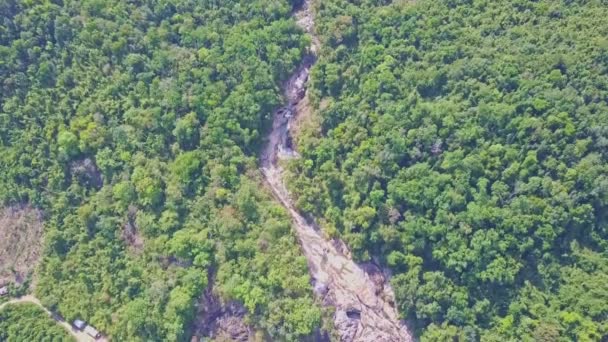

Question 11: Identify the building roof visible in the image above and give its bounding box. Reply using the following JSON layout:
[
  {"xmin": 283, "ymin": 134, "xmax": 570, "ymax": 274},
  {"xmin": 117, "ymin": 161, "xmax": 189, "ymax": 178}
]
[{"xmin": 0, "ymin": 286, "xmax": 8, "ymax": 295}]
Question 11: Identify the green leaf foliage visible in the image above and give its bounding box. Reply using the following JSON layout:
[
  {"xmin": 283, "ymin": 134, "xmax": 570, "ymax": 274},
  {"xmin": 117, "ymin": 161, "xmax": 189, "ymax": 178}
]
[
  {"xmin": 289, "ymin": 0, "xmax": 608, "ymax": 339},
  {"xmin": 0, "ymin": 0, "xmax": 320, "ymax": 340},
  {"xmin": 0, "ymin": 303, "xmax": 74, "ymax": 342}
]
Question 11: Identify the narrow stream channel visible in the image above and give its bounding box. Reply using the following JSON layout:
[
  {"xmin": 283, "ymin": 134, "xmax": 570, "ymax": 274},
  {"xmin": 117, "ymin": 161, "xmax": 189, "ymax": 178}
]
[{"xmin": 260, "ymin": 1, "xmax": 414, "ymax": 341}]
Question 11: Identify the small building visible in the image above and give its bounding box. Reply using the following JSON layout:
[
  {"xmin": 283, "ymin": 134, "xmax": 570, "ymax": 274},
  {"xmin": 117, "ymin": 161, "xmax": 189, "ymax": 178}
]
[
  {"xmin": 84, "ymin": 325, "xmax": 101, "ymax": 339},
  {"xmin": 0, "ymin": 286, "xmax": 8, "ymax": 296},
  {"xmin": 73, "ymin": 319, "xmax": 86, "ymax": 330}
]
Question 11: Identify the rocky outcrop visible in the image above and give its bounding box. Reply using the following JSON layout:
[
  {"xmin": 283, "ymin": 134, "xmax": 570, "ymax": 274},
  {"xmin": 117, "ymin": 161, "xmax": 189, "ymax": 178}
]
[{"xmin": 192, "ymin": 279, "xmax": 253, "ymax": 342}]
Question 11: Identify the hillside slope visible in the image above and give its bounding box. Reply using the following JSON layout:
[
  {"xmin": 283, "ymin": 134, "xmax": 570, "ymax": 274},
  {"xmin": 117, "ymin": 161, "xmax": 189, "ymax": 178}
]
[
  {"xmin": 0, "ymin": 0, "xmax": 321, "ymax": 340},
  {"xmin": 289, "ymin": 0, "xmax": 608, "ymax": 340}
]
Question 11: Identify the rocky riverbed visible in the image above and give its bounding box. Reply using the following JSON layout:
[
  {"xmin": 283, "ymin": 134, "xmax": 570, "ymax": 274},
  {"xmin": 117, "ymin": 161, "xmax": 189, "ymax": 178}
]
[{"xmin": 259, "ymin": 1, "xmax": 414, "ymax": 341}]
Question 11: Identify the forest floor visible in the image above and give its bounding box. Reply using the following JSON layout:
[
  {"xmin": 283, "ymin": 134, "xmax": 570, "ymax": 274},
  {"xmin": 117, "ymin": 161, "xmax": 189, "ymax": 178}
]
[
  {"xmin": 0, "ymin": 205, "xmax": 44, "ymax": 286},
  {"xmin": 259, "ymin": 0, "xmax": 414, "ymax": 340}
]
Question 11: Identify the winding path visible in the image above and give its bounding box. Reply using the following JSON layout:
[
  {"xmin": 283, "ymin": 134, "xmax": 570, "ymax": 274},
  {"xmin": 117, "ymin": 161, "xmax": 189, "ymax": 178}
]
[
  {"xmin": 0, "ymin": 295, "xmax": 96, "ymax": 342},
  {"xmin": 260, "ymin": 1, "xmax": 414, "ymax": 341}
]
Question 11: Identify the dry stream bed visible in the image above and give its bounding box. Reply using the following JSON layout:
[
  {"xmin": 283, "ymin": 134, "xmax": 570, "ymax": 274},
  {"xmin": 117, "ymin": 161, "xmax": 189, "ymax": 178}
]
[{"xmin": 259, "ymin": 1, "xmax": 414, "ymax": 341}]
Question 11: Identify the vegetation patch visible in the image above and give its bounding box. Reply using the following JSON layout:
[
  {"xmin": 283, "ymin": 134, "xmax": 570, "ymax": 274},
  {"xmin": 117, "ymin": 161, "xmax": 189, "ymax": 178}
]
[
  {"xmin": 0, "ymin": 303, "xmax": 74, "ymax": 342},
  {"xmin": 0, "ymin": 0, "xmax": 321, "ymax": 340},
  {"xmin": 289, "ymin": 0, "xmax": 608, "ymax": 340}
]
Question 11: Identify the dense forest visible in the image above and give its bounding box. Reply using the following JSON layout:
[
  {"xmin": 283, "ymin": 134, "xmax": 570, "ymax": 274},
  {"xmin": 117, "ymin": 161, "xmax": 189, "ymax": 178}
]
[
  {"xmin": 3, "ymin": 0, "xmax": 608, "ymax": 340},
  {"xmin": 0, "ymin": 303, "xmax": 74, "ymax": 341},
  {"xmin": 0, "ymin": 0, "xmax": 321, "ymax": 340},
  {"xmin": 288, "ymin": 0, "xmax": 608, "ymax": 340}
]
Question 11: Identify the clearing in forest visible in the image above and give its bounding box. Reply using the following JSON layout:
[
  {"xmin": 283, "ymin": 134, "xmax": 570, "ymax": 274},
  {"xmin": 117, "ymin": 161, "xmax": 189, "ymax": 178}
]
[{"xmin": 0, "ymin": 205, "xmax": 44, "ymax": 286}]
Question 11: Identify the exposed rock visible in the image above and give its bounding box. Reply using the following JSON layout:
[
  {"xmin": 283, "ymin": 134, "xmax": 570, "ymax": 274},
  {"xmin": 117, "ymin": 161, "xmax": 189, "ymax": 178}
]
[
  {"xmin": 192, "ymin": 275, "xmax": 253, "ymax": 342},
  {"xmin": 360, "ymin": 262, "xmax": 386, "ymax": 294},
  {"xmin": 70, "ymin": 157, "xmax": 103, "ymax": 189},
  {"xmin": 213, "ymin": 316, "xmax": 250, "ymax": 342},
  {"xmin": 334, "ymin": 310, "xmax": 359, "ymax": 342},
  {"xmin": 313, "ymin": 281, "xmax": 329, "ymax": 296},
  {"xmin": 258, "ymin": 0, "xmax": 415, "ymax": 340}
]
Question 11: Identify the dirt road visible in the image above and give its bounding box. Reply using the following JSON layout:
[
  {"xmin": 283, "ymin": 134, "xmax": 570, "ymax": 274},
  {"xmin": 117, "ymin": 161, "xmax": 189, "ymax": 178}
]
[
  {"xmin": 259, "ymin": 1, "xmax": 414, "ymax": 341},
  {"xmin": 0, "ymin": 295, "xmax": 97, "ymax": 342}
]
